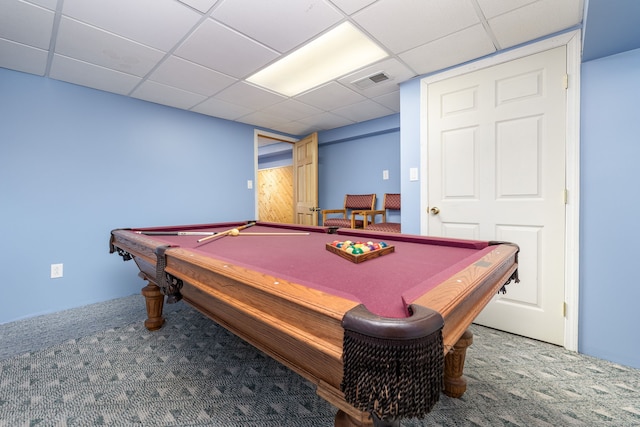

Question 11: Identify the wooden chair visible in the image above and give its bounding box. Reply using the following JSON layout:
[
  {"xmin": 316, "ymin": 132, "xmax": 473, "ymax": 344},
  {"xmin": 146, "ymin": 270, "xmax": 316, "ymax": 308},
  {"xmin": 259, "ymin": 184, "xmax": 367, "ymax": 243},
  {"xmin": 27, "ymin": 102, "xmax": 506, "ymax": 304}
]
[
  {"xmin": 321, "ymin": 194, "xmax": 376, "ymax": 229},
  {"xmin": 363, "ymin": 193, "xmax": 401, "ymax": 233}
]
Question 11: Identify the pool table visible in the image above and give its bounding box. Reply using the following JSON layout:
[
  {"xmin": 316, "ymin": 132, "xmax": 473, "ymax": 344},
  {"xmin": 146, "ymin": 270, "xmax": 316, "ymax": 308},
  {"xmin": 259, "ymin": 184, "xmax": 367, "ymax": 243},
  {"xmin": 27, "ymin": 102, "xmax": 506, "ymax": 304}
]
[{"xmin": 110, "ymin": 221, "xmax": 518, "ymax": 427}]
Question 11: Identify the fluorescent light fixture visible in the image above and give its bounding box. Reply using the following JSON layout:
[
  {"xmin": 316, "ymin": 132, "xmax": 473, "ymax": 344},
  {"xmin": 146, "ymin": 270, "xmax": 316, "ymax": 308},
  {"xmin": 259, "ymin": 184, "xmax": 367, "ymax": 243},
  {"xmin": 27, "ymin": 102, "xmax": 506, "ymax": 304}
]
[{"xmin": 247, "ymin": 22, "xmax": 388, "ymax": 97}]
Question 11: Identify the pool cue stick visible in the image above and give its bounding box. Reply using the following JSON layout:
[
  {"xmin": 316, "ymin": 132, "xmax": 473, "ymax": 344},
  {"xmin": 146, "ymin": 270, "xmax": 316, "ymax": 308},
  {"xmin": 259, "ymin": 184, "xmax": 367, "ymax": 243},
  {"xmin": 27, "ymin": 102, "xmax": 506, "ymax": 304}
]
[
  {"xmin": 197, "ymin": 222, "xmax": 255, "ymax": 243},
  {"xmin": 136, "ymin": 231, "xmax": 217, "ymax": 236},
  {"xmin": 236, "ymin": 232, "xmax": 309, "ymax": 236}
]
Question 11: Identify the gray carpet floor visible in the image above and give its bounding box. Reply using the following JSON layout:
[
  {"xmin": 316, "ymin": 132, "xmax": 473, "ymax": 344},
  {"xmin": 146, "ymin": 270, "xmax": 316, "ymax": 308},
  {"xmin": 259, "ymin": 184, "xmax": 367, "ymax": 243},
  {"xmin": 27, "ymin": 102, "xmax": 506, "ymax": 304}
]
[{"xmin": 1, "ymin": 294, "xmax": 639, "ymax": 426}]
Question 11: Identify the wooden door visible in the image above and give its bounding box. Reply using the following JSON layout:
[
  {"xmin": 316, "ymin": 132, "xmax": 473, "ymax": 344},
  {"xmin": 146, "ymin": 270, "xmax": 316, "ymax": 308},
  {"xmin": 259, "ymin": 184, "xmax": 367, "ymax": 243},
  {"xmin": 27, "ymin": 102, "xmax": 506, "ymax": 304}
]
[
  {"xmin": 293, "ymin": 132, "xmax": 319, "ymax": 225},
  {"xmin": 426, "ymin": 47, "xmax": 567, "ymax": 345}
]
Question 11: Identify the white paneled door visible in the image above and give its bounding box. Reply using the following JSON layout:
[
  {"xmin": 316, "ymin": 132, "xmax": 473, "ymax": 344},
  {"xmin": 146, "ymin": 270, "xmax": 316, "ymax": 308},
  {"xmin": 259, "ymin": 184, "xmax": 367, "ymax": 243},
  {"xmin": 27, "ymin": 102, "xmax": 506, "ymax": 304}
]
[{"xmin": 426, "ymin": 47, "xmax": 567, "ymax": 345}]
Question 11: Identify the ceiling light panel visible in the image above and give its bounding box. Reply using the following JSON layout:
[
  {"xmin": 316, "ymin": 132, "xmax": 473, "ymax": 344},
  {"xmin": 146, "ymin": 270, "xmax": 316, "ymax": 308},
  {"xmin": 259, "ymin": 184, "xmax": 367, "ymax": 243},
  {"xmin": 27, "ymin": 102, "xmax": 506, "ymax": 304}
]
[{"xmin": 247, "ymin": 22, "xmax": 388, "ymax": 97}]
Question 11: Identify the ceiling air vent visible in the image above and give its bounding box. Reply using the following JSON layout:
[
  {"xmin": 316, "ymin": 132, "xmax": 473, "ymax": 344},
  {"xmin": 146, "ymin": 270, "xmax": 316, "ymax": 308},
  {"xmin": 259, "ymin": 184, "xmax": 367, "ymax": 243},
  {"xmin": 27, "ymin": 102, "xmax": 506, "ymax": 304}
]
[{"xmin": 352, "ymin": 72, "xmax": 391, "ymax": 89}]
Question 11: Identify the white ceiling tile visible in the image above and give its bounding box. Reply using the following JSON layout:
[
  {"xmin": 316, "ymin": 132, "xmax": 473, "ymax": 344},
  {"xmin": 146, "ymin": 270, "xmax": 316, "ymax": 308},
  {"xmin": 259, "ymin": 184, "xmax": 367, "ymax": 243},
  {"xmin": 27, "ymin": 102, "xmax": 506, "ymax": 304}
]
[
  {"xmin": 49, "ymin": 54, "xmax": 141, "ymax": 95},
  {"xmin": 354, "ymin": 0, "xmax": 479, "ymax": 53},
  {"xmin": 269, "ymin": 121, "xmax": 318, "ymax": 136},
  {"xmin": 373, "ymin": 91, "xmax": 400, "ymax": 112},
  {"xmin": 212, "ymin": 0, "xmax": 342, "ymax": 53},
  {"xmin": 175, "ymin": 19, "xmax": 278, "ymax": 78},
  {"xmin": 237, "ymin": 111, "xmax": 291, "ymax": 128},
  {"xmin": 132, "ymin": 80, "xmax": 207, "ymax": 110},
  {"xmin": 178, "ymin": 0, "xmax": 219, "ymax": 14},
  {"xmin": 215, "ymin": 82, "xmax": 285, "ymax": 110},
  {"xmin": 55, "ymin": 17, "xmax": 165, "ymax": 77},
  {"xmin": 330, "ymin": 0, "xmax": 377, "ymax": 15},
  {"xmin": 296, "ymin": 82, "xmax": 366, "ymax": 111},
  {"xmin": 332, "ymin": 99, "xmax": 394, "ymax": 122},
  {"xmin": 25, "ymin": 0, "xmax": 58, "ymax": 10},
  {"xmin": 0, "ymin": 39, "xmax": 48, "ymax": 75},
  {"xmin": 475, "ymin": 0, "xmax": 538, "ymax": 19},
  {"xmin": 296, "ymin": 111, "xmax": 354, "ymax": 129},
  {"xmin": 191, "ymin": 97, "xmax": 253, "ymax": 120},
  {"xmin": 62, "ymin": 0, "xmax": 201, "ymax": 51},
  {"xmin": 488, "ymin": 0, "xmax": 584, "ymax": 49},
  {"xmin": 260, "ymin": 99, "xmax": 323, "ymax": 121},
  {"xmin": 400, "ymin": 25, "xmax": 496, "ymax": 76},
  {"xmin": 148, "ymin": 56, "xmax": 236, "ymax": 96},
  {"xmin": 0, "ymin": 0, "xmax": 54, "ymax": 49}
]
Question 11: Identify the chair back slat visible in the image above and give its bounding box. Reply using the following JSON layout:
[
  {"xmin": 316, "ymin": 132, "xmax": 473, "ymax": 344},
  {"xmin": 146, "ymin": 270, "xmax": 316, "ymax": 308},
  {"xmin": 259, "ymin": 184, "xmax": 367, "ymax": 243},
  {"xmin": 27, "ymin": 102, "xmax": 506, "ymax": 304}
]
[
  {"xmin": 344, "ymin": 194, "xmax": 376, "ymax": 210},
  {"xmin": 384, "ymin": 193, "xmax": 401, "ymax": 210}
]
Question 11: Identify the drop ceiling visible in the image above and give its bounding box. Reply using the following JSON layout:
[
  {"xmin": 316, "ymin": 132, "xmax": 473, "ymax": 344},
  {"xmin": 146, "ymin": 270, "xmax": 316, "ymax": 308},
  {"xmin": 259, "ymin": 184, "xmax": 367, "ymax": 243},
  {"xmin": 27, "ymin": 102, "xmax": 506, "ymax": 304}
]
[{"xmin": 1, "ymin": 0, "xmax": 585, "ymax": 136}]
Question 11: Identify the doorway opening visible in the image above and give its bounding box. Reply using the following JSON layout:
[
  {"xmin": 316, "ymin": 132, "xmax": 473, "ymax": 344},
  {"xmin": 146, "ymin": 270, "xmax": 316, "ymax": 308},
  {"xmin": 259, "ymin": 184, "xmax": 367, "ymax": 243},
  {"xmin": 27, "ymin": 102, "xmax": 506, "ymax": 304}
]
[{"xmin": 255, "ymin": 131, "xmax": 296, "ymax": 223}]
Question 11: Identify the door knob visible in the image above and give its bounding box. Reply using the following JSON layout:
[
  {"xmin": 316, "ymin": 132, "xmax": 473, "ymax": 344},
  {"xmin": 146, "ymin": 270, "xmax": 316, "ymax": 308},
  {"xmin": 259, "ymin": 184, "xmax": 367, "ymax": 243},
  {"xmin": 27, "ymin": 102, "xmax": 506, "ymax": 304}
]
[{"xmin": 430, "ymin": 207, "xmax": 440, "ymax": 215}]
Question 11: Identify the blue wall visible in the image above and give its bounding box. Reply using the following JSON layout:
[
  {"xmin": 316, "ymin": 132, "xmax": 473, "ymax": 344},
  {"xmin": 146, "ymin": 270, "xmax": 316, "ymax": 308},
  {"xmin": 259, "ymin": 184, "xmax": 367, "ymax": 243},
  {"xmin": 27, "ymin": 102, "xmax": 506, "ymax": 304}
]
[
  {"xmin": 318, "ymin": 115, "xmax": 401, "ymax": 221},
  {"xmin": 0, "ymin": 68, "xmax": 402, "ymax": 324},
  {"xmin": 579, "ymin": 47, "xmax": 640, "ymax": 368},
  {"xmin": 398, "ymin": 78, "xmax": 422, "ymax": 235},
  {"xmin": 0, "ymin": 69, "xmax": 257, "ymax": 324}
]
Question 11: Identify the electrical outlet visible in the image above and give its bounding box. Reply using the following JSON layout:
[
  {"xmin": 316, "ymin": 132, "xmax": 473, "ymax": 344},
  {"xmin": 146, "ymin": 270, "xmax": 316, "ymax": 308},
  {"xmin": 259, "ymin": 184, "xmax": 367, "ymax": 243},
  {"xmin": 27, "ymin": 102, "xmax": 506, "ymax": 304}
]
[
  {"xmin": 247, "ymin": 180, "xmax": 253, "ymax": 189},
  {"xmin": 51, "ymin": 263, "xmax": 63, "ymax": 279},
  {"xmin": 383, "ymin": 170, "xmax": 389, "ymax": 180}
]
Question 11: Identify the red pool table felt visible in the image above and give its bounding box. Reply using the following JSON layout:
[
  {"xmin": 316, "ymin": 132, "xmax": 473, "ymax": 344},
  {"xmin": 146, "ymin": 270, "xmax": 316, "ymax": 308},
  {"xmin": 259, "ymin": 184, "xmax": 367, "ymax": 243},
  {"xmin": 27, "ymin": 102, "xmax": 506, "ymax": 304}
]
[{"xmin": 129, "ymin": 221, "xmax": 494, "ymax": 319}]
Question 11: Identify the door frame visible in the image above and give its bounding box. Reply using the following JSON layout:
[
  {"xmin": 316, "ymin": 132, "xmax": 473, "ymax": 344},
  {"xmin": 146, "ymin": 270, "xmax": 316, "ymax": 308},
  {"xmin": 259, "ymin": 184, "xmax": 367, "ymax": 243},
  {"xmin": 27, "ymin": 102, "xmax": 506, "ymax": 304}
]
[
  {"xmin": 254, "ymin": 129, "xmax": 298, "ymax": 221},
  {"xmin": 419, "ymin": 30, "xmax": 581, "ymax": 351}
]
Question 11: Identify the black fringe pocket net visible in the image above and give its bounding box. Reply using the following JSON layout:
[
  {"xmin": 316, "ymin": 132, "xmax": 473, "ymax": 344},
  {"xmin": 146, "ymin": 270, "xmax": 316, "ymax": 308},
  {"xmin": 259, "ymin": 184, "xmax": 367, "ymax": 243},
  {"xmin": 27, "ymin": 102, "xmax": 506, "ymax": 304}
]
[{"xmin": 341, "ymin": 304, "xmax": 444, "ymax": 422}]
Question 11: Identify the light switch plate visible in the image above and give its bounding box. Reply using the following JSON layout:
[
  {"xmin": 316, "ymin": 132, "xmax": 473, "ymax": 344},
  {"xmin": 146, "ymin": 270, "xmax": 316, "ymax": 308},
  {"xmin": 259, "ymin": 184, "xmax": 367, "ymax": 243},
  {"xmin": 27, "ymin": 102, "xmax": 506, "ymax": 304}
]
[{"xmin": 51, "ymin": 263, "xmax": 63, "ymax": 279}]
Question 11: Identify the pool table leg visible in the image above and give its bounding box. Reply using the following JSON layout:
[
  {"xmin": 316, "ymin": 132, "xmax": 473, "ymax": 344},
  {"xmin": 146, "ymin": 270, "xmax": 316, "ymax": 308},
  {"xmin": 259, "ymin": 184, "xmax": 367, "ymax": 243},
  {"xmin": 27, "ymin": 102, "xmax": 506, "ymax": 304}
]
[
  {"xmin": 443, "ymin": 329, "xmax": 474, "ymax": 398},
  {"xmin": 141, "ymin": 281, "xmax": 165, "ymax": 331}
]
